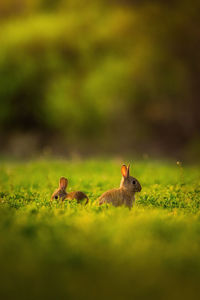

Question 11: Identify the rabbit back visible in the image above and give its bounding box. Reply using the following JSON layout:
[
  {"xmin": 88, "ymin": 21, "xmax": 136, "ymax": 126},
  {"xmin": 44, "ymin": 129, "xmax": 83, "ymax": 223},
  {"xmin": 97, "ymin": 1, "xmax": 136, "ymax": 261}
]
[
  {"xmin": 67, "ymin": 191, "xmax": 89, "ymax": 204},
  {"xmin": 99, "ymin": 188, "xmax": 134, "ymax": 208}
]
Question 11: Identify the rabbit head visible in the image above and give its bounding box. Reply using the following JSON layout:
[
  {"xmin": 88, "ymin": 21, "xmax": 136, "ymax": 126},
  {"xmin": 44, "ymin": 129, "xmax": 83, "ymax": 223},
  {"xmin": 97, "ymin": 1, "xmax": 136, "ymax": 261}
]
[
  {"xmin": 120, "ymin": 164, "xmax": 141, "ymax": 193},
  {"xmin": 51, "ymin": 177, "xmax": 68, "ymax": 201}
]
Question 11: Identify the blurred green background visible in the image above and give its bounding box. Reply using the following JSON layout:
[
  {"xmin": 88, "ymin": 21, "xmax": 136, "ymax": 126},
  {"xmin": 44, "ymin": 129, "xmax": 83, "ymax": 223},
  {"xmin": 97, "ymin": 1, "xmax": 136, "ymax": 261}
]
[{"xmin": 0, "ymin": 0, "xmax": 200, "ymax": 160}]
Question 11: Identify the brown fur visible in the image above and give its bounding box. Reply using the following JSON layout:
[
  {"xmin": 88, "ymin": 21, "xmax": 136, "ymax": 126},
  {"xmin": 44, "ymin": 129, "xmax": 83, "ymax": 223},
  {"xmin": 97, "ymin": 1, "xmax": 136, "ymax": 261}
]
[
  {"xmin": 98, "ymin": 164, "xmax": 141, "ymax": 209},
  {"xmin": 51, "ymin": 177, "xmax": 89, "ymax": 204},
  {"xmin": 66, "ymin": 191, "xmax": 89, "ymax": 204}
]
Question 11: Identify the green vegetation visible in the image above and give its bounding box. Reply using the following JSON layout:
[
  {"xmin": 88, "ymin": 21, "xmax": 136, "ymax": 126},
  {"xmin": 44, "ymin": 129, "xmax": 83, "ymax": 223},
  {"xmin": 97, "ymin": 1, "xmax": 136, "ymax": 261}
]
[
  {"xmin": 0, "ymin": 0, "xmax": 200, "ymax": 158},
  {"xmin": 0, "ymin": 159, "xmax": 200, "ymax": 299}
]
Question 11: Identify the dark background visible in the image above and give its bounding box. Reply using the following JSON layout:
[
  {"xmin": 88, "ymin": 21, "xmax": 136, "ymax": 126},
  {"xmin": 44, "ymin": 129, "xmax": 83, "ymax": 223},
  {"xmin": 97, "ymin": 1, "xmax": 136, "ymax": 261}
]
[{"xmin": 0, "ymin": 0, "xmax": 200, "ymax": 160}]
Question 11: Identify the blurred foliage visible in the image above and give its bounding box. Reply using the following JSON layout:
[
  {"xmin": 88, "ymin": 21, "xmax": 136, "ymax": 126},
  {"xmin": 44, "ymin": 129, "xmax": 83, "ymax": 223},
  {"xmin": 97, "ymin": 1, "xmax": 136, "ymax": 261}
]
[{"xmin": 0, "ymin": 0, "xmax": 200, "ymax": 157}]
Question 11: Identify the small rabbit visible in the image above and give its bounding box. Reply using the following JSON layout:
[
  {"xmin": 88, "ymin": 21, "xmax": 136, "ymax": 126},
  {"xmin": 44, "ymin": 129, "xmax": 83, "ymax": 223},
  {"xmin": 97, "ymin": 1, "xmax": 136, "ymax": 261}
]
[
  {"xmin": 98, "ymin": 164, "xmax": 141, "ymax": 208},
  {"xmin": 51, "ymin": 177, "xmax": 89, "ymax": 204}
]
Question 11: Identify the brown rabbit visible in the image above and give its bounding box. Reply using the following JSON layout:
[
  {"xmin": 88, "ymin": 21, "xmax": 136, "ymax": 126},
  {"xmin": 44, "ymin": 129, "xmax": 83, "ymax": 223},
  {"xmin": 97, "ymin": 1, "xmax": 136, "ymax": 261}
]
[
  {"xmin": 98, "ymin": 164, "xmax": 141, "ymax": 208},
  {"xmin": 51, "ymin": 177, "xmax": 89, "ymax": 204}
]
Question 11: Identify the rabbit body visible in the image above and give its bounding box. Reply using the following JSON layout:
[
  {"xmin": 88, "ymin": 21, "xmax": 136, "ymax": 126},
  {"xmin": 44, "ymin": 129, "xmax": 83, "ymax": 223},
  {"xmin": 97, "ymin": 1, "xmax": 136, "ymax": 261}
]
[
  {"xmin": 51, "ymin": 177, "xmax": 88, "ymax": 204},
  {"xmin": 99, "ymin": 187, "xmax": 134, "ymax": 207},
  {"xmin": 98, "ymin": 164, "xmax": 141, "ymax": 209},
  {"xmin": 66, "ymin": 191, "xmax": 89, "ymax": 204}
]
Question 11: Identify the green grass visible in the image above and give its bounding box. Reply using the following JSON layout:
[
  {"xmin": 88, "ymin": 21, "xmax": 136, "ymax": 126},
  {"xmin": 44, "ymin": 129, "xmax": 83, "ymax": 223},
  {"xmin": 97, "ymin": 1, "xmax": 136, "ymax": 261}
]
[{"xmin": 0, "ymin": 158, "xmax": 200, "ymax": 300}]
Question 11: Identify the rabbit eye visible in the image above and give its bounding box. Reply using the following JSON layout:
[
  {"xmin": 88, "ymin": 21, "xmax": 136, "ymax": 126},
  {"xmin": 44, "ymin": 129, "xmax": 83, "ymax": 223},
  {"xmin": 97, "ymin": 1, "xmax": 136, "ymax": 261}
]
[
  {"xmin": 55, "ymin": 195, "xmax": 58, "ymax": 200},
  {"xmin": 132, "ymin": 180, "xmax": 136, "ymax": 185}
]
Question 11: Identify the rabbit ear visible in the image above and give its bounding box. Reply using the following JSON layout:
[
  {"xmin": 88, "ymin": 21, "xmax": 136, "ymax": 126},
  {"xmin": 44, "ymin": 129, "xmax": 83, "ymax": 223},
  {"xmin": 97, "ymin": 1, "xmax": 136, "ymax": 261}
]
[
  {"xmin": 59, "ymin": 177, "xmax": 68, "ymax": 190},
  {"xmin": 127, "ymin": 164, "xmax": 130, "ymax": 177},
  {"xmin": 121, "ymin": 165, "xmax": 129, "ymax": 178}
]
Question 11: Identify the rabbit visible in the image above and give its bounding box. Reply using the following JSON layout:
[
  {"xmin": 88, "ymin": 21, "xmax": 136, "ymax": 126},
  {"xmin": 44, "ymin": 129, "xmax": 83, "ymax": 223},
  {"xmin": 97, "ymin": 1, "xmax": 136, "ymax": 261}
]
[
  {"xmin": 51, "ymin": 177, "xmax": 89, "ymax": 204},
  {"xmin": 98, "ymin": 164, "xmax": 141, "ymax": 208}
]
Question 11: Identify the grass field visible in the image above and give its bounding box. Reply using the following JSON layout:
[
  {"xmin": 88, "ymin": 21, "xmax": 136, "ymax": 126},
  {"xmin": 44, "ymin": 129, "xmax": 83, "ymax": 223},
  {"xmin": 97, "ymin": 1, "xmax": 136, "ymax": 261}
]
[{"xmin": 0, "ymin": 158, "xmax": 200, "ymax": 300}]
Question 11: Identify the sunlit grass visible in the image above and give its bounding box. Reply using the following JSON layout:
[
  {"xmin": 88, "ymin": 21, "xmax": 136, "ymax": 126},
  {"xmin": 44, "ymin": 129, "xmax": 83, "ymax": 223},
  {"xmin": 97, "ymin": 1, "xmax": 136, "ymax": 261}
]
[{"xmin": 0, "ymin": 158, "xmax": 200, "ymax": 299}]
